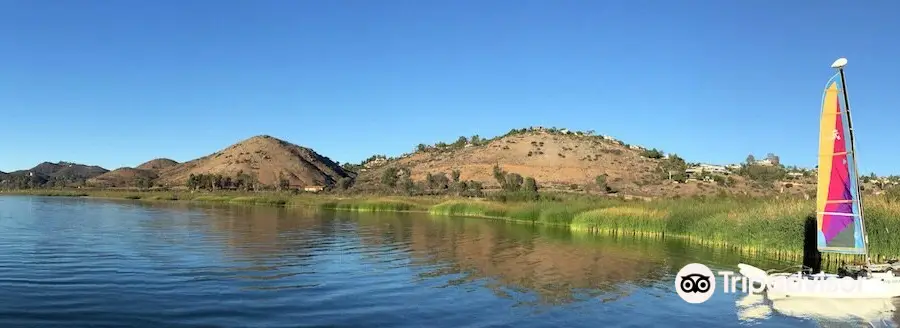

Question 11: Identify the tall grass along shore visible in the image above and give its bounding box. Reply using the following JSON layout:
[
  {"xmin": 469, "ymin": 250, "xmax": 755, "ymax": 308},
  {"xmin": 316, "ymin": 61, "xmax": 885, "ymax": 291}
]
[{"xmin": 5, "ymin": 189, "xmax": 900, "ymax": 263}]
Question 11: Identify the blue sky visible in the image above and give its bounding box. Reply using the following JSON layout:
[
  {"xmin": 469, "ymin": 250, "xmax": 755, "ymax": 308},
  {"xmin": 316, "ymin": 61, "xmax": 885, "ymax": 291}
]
[{"xmin": 2, "ymin": 1, "xmax": 899, "ymax": 175}]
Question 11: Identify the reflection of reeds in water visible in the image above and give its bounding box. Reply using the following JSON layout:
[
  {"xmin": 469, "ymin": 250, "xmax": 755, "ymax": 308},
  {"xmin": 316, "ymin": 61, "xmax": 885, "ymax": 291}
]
[{"xmin": 351, "ymin": 213, "xmax": 670, "ymax": 305}]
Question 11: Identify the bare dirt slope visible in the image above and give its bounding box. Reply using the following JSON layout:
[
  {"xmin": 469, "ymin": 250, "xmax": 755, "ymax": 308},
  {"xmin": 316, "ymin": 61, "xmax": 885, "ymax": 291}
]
[
  {"xmin": 356, "ymin": 130, "xmax": 772, "ymax": 197},
  {"xmin": 137, "ymin": 158, "xmax": 178, "ymax": 171},
  {"xmin": 157, "ymin": 135, "xmax": 350, "ymax": 187}
]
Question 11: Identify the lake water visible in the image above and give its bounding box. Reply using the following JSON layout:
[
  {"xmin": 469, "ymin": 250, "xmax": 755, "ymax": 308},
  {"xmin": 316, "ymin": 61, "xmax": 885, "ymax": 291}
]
[{"xmin": 0, "ymin": 196, "xmax": 898, "ymax": 327}]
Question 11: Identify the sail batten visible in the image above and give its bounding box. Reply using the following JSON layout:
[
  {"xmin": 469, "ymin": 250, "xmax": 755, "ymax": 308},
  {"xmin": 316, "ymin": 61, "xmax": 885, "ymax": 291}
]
[{"xmin": 816, "ymin": 75, "xmax": 867, "ymax": 255}]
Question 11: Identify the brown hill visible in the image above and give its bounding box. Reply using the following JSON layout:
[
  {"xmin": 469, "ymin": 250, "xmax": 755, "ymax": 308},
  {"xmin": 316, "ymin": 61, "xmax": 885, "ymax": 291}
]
[
  {"xmin": 21, "ymin": 161, "xmax": 109, "ymax": 179},
  {"xmin": 355, "ymin": 128, "xmax": 779, "ymax": 198},
  {"xmin": 87, "ymin": 168, "xmax": 157, "ymax": 188},
  {"xmin": 157, "ymin": 135, "xmax": 350, "ymax": 188},
  {"xmin": 137, "ymin": 158, "xmax": 178, "ymax": 171}
]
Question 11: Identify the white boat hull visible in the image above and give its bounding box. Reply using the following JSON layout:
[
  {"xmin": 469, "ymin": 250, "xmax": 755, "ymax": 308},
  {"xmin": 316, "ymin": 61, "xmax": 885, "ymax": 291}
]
[
  {"xmin": 736, "ymin": 291, "xmax": 899, "ymax": 324},
  {"xmin": 738, "ymin": 263, "xmax": 900, "ymax": 300}
]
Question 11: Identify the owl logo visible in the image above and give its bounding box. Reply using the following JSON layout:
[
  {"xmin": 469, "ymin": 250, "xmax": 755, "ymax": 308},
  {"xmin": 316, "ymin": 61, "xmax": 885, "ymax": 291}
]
[
  {"xmin": 675, "ymin": 263, "xmax": 717, "ymax": 303},
  {"xmin": 680, "ymin": 273, "xmax": 712, "ymax": 293}
]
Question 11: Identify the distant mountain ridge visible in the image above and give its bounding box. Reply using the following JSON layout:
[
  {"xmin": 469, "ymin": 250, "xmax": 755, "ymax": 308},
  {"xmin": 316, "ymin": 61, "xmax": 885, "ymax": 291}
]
[
  {"xmin": 10, "ymin": 161, "xmax": 109, "ymax": 179},
  {"xmin": 1, "ymin": 128, "xmax": 819, "ymax": 198}
]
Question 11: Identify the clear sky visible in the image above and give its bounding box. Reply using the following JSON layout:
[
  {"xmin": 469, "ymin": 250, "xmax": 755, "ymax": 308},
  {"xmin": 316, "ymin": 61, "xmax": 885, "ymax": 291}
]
[{"xmin": 2, "ymin": 1, "xmax": 899, "ymax": 175}]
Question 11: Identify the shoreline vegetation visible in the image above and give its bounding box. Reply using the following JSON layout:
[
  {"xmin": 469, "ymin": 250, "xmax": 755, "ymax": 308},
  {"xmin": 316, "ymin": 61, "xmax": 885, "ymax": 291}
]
[{"xmin": 5, "ymin": 188, "xmax": 900, "ymax": 266}]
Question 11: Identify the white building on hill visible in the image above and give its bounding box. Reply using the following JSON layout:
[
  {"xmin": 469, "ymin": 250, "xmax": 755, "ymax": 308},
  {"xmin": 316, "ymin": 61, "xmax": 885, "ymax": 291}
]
[{"xmin": 685, "ymin": 164, "xmax": 730, "ymax": 177}]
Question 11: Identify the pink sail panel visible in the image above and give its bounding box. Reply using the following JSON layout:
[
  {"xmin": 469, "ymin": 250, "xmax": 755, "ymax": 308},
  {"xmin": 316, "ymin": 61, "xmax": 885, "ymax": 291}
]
[{"xmin": 821, "ymin": 99, "xmax": 855, "ymax": 243}]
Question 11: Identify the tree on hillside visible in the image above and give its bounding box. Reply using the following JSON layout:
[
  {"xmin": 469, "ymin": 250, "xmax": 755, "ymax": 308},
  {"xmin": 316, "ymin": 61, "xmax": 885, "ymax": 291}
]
[
  {"xmin": 595, "ymin": 174, "xmax": 608, "ymax": 191},
  {"xmin": 523, "ymin": 177, "xmax": 538, "ymax": 193},
  {"xmin": 381, "ymin": 167, "xmax": 399, "ymax": 188},
  {"xmin": 456, "ymin": 180, "xmax": 468, "ymax": 196},
  {"xmin": 187, "ymin": 174, "xmax": 199, "ymax": 190},
  {"xmin": 341, "ymin": 162, "xmax": 362, "ymax": 173},
  {"xmin": 739, "ymin": 164, "xmax": 786, "ymax": 183},
  {"xmin": 451, "ymin": 169, "xmax": 461, "ymax": 183},
  {"xmin": 277, "ymin": 172, "xmax": 290, "ymax": 191},
  {"xmin": 492, "ymin": 164, "xmax": 507, "ymax": 189},
  {"xmin": 134, "ymin": 176, "xmax": 153, "ymax": 189},
  {"xmin": 745, "ymin": 154, "xmax": 756, "ymax": 165},
  {"xmin": 470, "ymin": 135, "xmax": 482, "ymax": 145},
  {"xmin": 424, "ymin": 172, "xmax": 449, "ymax": 191},
  {"xmin": 766, "ymin": 153, "xmax": 781, "ymax": 166},
  {"xmin": 504, "ymin": 173, "xmax": 524, "ymax": 192},
  {"xmin": 452, "ymin": 136, "xmax": 468, "ymax": 148},
  {"xmin": 641, "ymin": 148, "xmax": 664, "ymax": 159},
  {"xmin": 399, "ymin": 175, "xmax": 415, "ymax": 195},
  {"xmin": 658, "ymin": 154, "xmax": 688, "ymax": 183},
  {"xmin": 337, "ymin": 177, "xmax": 353, "ymax": 190},
  {"xmin": 416, "ymin": 144, "xmax": 427, "ymax": 152}
]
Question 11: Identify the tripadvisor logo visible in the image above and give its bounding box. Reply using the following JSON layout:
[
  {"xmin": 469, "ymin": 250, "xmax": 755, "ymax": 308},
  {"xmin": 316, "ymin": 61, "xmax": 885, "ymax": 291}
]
[
  {"xmin": 675, "ymin": 263, "xmax": 717, "ymax": 303},
  {"xmin": 675, "ymin": 262, "xmax": 867, "ymax": 304}
]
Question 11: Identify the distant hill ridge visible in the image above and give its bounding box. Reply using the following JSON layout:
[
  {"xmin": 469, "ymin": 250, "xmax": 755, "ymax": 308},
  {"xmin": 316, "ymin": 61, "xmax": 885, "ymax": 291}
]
[
  {"xmin": 13, "ymin": 161, "xmax": 109, "ymax": 179},
  {"xmin": 2, "ymin": 127, "xmax": 820, "ymax": 198},
  {"xmin": 137, "ymin": 158, "xmax": 178, "ymax": 171}
]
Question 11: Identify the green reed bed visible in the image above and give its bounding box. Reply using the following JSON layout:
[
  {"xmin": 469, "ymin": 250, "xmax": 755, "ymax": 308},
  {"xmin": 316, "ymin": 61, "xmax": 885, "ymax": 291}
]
[
  {"xmin": 319, "ymin": 197, "xmax": 430, "ymax": 212},
  {"xmin": 429, "ymin": 200, "xmax": 510, "ymax": 218}
]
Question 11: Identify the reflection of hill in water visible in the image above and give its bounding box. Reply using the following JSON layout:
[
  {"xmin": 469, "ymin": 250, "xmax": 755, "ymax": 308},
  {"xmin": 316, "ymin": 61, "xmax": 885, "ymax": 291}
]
[
  {"xmin": 126, "ymin": 202, "xmax": 783, "ymax": 306},
  {"xmin": 133, "ymin": 202, "xmax": 337, "ymax": 259},
  {"xmin": 347, "ymin": 212, "xmax": 671, "ymax": 305}
]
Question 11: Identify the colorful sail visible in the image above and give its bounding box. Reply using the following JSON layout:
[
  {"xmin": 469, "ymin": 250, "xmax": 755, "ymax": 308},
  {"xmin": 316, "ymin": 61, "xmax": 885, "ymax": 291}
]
[{"xmin": 816, "ymin": 74, "xmax": 866, "ymax": 254}]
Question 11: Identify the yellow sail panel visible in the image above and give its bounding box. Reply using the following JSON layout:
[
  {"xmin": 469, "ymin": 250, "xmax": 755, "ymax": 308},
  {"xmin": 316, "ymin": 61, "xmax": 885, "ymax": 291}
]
[{"xmin": 816, "ymin": 82, "xmax": 840, "ymax": 227}]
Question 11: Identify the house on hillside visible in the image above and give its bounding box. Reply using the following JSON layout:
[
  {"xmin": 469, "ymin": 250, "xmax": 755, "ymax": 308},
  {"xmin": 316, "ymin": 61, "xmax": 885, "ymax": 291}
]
[
  {"xmin": 685, "ymin": 164, "xmax": 730, "ymax": 178},
  {"xmin": 304, "ymin": 185, "xmax": 325, "ymax": 193},
  {"xmin": 364, "ymin": 158, "xmax": 388, "ymax": 169},
  {"xmin": 601, "ymin": 135, "xmax": 617, "ymax": 141},
  {"xmin": 787, "ymin": 172, "xmax": 804, "ymax": 179},
  {"xmin": 754, "ymin": 159, "xmax": 775, "ymax": 166}
]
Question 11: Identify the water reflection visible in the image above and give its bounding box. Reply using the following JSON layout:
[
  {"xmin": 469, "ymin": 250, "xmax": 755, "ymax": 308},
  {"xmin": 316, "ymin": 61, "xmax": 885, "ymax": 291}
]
[{"xmin": 4, "ymin": 196, "xmax": 896, "ymax": 327}]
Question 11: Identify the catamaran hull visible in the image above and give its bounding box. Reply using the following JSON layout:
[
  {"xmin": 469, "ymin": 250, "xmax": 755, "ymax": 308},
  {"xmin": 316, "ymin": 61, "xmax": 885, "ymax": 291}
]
[
  {"xmin": 765, "ymin": 277, "xmax": 900, "ymax": 300},
  {"xmin": 739, "ymin": 263, "xmax": 900, "ymax": 300}
]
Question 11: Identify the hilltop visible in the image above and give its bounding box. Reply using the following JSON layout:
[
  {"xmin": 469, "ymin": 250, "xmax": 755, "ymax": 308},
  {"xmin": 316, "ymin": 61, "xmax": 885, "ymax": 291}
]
[
  {"xmin": 350, "ymin": 127, "xmax": 813, "ymax": 198},
  {"xmin": 156, "ymin": 135, "xmax": 350, "ymax": 188},
  {"xmin": 137, "ymin": 158, "xmax": 178, "ymax": 171}
]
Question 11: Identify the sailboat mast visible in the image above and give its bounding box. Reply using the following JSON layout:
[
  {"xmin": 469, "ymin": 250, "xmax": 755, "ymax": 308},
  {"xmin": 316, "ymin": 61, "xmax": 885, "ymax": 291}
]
[{"xmin": 835, "ymin": 59, "xmax": 870, "ymax": 265}]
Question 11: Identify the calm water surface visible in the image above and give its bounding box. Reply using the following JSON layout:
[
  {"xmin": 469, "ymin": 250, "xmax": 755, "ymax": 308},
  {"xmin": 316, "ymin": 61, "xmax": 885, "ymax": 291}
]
[{"xmin": 0, "ymin": 196, "xmax": 898, "ymax": 327}]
